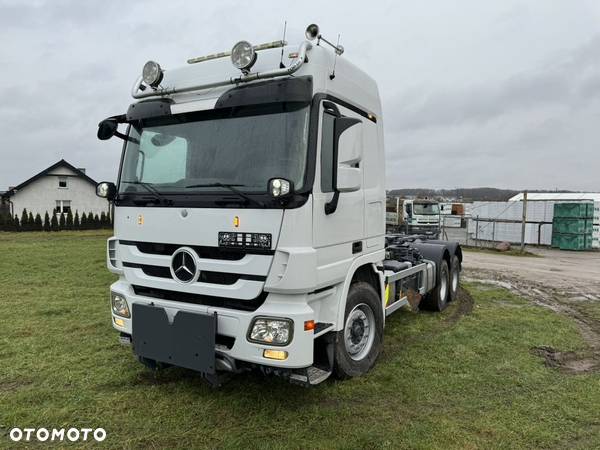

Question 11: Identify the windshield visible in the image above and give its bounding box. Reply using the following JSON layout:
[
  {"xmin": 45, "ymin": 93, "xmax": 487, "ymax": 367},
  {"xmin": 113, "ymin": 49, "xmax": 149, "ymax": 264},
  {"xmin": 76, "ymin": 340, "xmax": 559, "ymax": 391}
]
[
  {"xmin": 413, "ymin": 203, "xmax": 440, "ymax": 215},
  {"xmin": 118, "ymin": 104, "xmax": 310, "ymax": 196}
]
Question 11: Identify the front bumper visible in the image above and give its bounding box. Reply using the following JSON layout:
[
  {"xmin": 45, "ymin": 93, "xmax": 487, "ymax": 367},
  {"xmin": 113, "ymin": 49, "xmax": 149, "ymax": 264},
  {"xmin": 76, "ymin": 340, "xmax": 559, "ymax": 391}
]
[{"xmin": 109, "ymin": 280, "xmax": 316, "ymax": 369}]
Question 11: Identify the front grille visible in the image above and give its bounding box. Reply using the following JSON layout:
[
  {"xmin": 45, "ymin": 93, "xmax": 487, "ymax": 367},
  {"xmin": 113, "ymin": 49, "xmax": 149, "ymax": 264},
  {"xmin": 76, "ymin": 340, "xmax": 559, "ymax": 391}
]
[
  {"xmin": 119, "ymin": 240, "xmax": 274, "ymax": 259},
  {"xmin": 123, "ymin": 263, "xmax": 266, "ymax": 285},
  {"xmin": 132, "ymin": 285, "xmax": 267, "ymax": 312}
]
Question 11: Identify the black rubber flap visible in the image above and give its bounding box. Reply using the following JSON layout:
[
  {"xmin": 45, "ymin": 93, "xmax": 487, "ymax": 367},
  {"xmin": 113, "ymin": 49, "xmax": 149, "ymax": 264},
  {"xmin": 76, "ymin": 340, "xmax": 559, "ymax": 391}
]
[
  {"xmin": 215, "ymin": 76, "xmax": 313, "ymax": 109},
  {"xmin": 132, "ymin": 303, "xmax": 216, "ymax": 374},
  {"xmin": 127, "ymin": 99, "xmax": 173, "ymax": 121}
]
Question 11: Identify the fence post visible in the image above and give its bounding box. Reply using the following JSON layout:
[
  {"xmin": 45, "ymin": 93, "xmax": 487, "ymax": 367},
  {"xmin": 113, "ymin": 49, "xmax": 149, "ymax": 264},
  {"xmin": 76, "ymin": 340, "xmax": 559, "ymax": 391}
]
[
  {"xmin": 475, "ymin": 215, "xmax": 479, "ymax": 247},
  {"xmin": 520, "ymin": 191, "xmax": 528, "ymax": 253}
]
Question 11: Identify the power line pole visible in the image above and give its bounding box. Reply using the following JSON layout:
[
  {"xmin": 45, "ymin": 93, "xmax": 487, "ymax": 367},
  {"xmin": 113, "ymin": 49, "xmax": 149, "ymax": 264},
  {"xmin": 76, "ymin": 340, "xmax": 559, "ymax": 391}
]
[{"xmin": 520, "ymin": 191, "xmax": 528, "ymax": 253}]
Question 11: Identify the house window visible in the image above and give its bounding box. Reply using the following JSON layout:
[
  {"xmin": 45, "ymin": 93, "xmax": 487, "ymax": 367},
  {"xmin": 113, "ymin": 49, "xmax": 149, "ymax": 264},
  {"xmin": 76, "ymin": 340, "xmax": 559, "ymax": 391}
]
[
  {"xmin": 55, "ymin": 200, "xmax": 71, "ymax": 214},
  {"xmin": 58, "ymin": 177, "xmax": 68, "ymax": 188}
]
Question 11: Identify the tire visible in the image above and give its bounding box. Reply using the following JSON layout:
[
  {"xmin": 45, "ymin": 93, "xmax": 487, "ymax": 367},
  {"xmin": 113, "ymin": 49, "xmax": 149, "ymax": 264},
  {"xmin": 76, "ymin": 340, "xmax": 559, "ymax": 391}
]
[
  {"xmin": 334, "ymin": 282, "xmax": 384, "ymax": 379},
  {"xmin": 421, "ymin": 259, "xmax": 450, "ymax": 311},
  {"xmin": 449, "ymin": 255, "xmax": 461, "ymax": 302}
]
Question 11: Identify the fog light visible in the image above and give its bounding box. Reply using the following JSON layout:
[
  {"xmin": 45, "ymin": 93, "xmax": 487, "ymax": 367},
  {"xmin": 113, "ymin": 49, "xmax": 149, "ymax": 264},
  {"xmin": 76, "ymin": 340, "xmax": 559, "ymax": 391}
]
[
  {"xmin": 248, "ymin": 317, "xmax": 293, "ymax": 346},
  {"xmin": 263, "ymin": 349, "xmax": 288, "ymax": 360},
  {"xmin": 142, "ymin": 61, "xmax": 163, "ymax": 87},
  {"xmin": 111, "ymin": 293, "xmax": 130, "ymax": 318},
  {"xmin": 113, "ymin": 317, "xmax": 125, "ymax": 328},
  {"xmin": 231, "ymin": 41, "xmax": 257, "ymax": 71}
]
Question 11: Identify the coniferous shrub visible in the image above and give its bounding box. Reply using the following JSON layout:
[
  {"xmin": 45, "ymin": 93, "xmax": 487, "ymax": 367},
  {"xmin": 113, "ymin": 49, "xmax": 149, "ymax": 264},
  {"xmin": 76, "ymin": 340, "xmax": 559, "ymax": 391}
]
[
  {"xmin": 87, "ymin": 212, "xmax": 94, "ymax": 229},
  {"xmin": 20, "ymin": 209, "xmax": 29, "ymax": 231},
  {"xmin": 34, "ymin": 213, "xmax": 43, "ymax": 231},
  {"xmin": 14, "ymin": 215, "xmax": 20, "ymax": 232},
  {"xmin": 28, "ymin": 212, "xmax": 34, "ymax": 230},
  {"xmin": 43, "ymin": 212, "xmax": 51, "ymax": 232},
  {"xmin": 59, "ymin": 213, "xmax": 66, "ymax": 230},
  {"xmin": 50, "ymin": 214, "xmax": 59, "ymax": 231},
  {"xmin": 80, "ymin": 212, "xmax": 88, "ymax": 230},
  {"xmin": 66, "ymin": 210, "xmax": 74, "ymax": 230},
  {"xmin": 93, "ymin": 214, "xmax": 100, "ymax": 229},
  {"xmin": 100, "ymin": 211, "xmax": 107, "ymax": 228}
]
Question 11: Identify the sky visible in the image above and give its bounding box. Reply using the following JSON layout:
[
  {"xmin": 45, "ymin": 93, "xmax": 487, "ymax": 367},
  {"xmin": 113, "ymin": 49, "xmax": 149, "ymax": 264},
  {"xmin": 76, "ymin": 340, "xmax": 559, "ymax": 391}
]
[{"xmin": 1, "ymin": 0, "xmax": 599, "ymax": 191}]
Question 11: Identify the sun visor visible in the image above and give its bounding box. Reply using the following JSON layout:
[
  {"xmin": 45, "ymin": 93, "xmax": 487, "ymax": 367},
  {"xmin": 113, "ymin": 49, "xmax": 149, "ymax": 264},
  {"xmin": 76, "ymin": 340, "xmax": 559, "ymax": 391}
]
[{"xmin": 215, "ymin": 76, "xmax": 313, "ymax": 109}]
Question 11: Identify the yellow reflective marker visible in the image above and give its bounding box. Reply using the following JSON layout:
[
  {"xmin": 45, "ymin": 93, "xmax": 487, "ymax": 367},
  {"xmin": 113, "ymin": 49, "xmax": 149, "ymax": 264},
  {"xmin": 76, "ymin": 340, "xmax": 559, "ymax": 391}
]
[
  {"xmin": 137, "ymin": 215, "xmax": 144, "ymax": 225},
  {"xmin": 233, "ymin": 216, "xmax": 240, "ymax": 228},
  {"xmin": 263, "ymin": 349, "xmax": 288, "ymax": 360},
  {"xmin": 384, "ymin": 284, "xmax": 390, "ymax": 307}
]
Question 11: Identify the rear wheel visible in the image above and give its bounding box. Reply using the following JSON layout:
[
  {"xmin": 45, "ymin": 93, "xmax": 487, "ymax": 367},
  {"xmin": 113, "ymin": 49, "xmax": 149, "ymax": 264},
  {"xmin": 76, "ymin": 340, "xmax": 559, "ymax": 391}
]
[
  {"xmin": 334, "ymin": 282, "xmax": 383, "ymax": 379},
  {"xmin": 421, "ymin": 259, "xmax": 450, "ymax": 311},
  {"xmin": 449, "ymin": 255, "xmax": 461, "ymax": 301}
]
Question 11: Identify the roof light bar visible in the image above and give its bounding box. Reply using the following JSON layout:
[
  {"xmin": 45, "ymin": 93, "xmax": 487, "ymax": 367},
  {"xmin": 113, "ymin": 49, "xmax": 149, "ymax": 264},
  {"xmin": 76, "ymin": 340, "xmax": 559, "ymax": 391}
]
[
  {"xmin": 187, "ymin": 40, "xmax": 287, "ymax": 65},
  {"xmin": 132, "ymin": 41, "xmax": 311, "ymax": 99}
]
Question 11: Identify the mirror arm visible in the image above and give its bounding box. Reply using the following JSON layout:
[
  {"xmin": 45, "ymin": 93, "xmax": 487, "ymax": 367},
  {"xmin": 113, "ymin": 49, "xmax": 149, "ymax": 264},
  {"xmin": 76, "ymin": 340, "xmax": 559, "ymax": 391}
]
[{"xmin": 114, "ymin": 130, "xmax": 140, "ymax": 144}]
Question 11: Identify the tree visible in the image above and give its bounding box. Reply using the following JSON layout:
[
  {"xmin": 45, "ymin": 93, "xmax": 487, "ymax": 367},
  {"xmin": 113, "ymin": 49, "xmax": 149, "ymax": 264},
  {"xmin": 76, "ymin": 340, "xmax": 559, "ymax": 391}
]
[
  {"xmin": 43, "ymin": 212, "xmax": 51, "ymax": 232},
  {"xmin": 80, "ymin": 212, "xmax": 88, "ymax": 230},
  {"xmin": 14, "ymin": 215, "xmax": 20, "ymax": 232},
  {"xmin": 100, "ymin": 211, "xmax": 107, "ymax": 228},
  {"xmin": 66, "ymin": 210, "xmax": 73, "ymax": 230},
  {"xmin": 93, "ymin": 214, "xmax": 100, "ymax": 229},
  {"xmin": 20, "ymin": 209, "xmax": 29, "ymax": 232},
  {"xmin": 87, "ymin": 212, "xmax": 94, "ymax": 229},
  {"xmin": 50, "ymin": 213, "xmax": 59, "ymax": 231},
  {"xmin": 59, "ymin": 212, "xmax": 66, "ymax": 230},
  {"xmin": 34, "ymin": 213, "xmax": 43, "ymax": 231},
  {"xmin": 28, "ymin": 212, "xmax": 34, "ymax": 231},
  {"xmin": 73, "ymin": 211, "xmax": 80, "ymax": 229}
]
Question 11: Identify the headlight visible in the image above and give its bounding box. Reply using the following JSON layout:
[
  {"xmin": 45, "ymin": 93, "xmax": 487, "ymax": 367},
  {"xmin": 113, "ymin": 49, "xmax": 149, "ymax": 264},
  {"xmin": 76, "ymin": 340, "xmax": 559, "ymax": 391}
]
[
  {"xmin": 268, "ymin": 178, "xmax": 292, "ymax": 198},
  {"xmin": 231, "ymin": 40, "xmax": 257, "ymax": 71},
  {"xmin": 111, "ymin": 293, "xmax": 130, "ymax": 318},
  {"xmin": 248, "ymin": 317, "xmax": 293, "ymax": 346},
  {"xmin": 142, "ymin": 60, "xmax": 163, "ymax": 87}
]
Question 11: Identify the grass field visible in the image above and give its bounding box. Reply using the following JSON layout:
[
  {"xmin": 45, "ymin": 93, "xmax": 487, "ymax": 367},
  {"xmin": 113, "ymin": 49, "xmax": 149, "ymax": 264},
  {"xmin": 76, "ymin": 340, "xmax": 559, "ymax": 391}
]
[{"xmin": 1, "ymin": 231, "xmax": 599, "ymax": 449}]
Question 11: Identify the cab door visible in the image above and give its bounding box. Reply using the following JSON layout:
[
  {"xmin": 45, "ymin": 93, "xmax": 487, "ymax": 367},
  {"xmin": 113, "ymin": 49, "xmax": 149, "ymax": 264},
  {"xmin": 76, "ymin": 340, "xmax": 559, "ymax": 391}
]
[{"xmin": 312, "ymin": 100, "xmax": 365, "ymax": 285}]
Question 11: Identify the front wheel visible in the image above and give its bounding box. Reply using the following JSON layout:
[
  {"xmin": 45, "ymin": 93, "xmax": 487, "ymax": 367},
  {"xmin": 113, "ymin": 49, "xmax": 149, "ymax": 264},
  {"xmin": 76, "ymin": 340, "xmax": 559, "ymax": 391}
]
[{"xmin": 334, "ymin": 282, "xmax": 384, "ymax": 379}]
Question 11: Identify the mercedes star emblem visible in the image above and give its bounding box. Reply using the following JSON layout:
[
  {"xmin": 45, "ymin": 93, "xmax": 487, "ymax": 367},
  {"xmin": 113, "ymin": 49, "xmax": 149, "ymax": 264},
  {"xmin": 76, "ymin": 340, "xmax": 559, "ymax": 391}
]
[{"xmin": 170, "ymin": 247, "xmax": 198, "ymax": 283}]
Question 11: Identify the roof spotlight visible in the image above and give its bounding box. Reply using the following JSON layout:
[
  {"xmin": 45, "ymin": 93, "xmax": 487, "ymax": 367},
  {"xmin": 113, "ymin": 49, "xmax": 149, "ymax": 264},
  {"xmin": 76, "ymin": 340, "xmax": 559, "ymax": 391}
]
[
  {"xmin": 231, "ymin": 41, "xmax": 257, "ymax": 71},
  {"xmin": 305, "ymin": 23, "xmax": 320, "ymax": 41},
  {"xmin": 142, "ymin": 61, "xmax": 163, "ymax": 88}
]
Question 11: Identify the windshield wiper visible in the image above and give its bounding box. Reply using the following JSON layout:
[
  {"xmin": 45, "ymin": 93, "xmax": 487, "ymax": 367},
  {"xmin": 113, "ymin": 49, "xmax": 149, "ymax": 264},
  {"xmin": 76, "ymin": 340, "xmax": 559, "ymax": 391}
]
[
  {"xmin": 185, "ymin": 183, "xmax": 264, "ymax": 207},
  {"xmin": 121, "ymin": 180, "xmax": 173, "ymax": 206}
]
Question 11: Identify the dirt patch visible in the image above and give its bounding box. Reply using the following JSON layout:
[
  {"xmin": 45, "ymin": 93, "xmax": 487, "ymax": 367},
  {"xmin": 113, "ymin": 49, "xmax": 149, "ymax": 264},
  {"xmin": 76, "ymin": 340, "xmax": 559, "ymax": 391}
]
[
  {"xmin": 443, "ymin": 287, "xmax": 474, "ymax": 326},
  {"xmin": 531, "ymin": 346, "xmax": 600, "ymax": 374}
]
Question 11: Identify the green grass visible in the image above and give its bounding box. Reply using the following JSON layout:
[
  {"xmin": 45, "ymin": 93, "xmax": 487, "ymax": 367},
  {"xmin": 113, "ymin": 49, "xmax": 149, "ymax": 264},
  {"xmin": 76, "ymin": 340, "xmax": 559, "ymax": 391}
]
[{"xmin": 1, "ymin": 231, "xmax": 599, "ymax": 449}]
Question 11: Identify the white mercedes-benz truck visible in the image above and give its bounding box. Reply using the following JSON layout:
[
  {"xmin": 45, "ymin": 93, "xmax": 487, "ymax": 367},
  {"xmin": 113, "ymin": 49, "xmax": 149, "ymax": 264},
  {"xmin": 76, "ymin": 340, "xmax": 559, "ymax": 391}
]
[{"xmin": 96, "ymin": 24, "xmax": 462, "ymax": 386}]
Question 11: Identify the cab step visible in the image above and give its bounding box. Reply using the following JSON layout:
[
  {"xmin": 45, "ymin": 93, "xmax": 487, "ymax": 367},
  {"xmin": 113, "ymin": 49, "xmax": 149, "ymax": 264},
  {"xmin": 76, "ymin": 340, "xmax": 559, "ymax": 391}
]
[{"xmin": 289, "ymin": 366, "xmax": 332, "ymax": 386}]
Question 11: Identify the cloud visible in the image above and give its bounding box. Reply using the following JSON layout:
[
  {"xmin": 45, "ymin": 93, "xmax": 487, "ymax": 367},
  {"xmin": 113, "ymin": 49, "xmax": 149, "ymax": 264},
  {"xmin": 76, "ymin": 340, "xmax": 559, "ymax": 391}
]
[{"xmin": 0, "ymin": 0, "xmax": 599, "ymax": 192}]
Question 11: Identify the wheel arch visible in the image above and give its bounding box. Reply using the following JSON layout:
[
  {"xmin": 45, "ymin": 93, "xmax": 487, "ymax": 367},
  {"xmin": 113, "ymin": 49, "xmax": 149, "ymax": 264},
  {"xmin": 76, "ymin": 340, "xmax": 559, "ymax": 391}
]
[{"xmin": 334, "ymin": 253, "xmax": 385, "ymax": 330}]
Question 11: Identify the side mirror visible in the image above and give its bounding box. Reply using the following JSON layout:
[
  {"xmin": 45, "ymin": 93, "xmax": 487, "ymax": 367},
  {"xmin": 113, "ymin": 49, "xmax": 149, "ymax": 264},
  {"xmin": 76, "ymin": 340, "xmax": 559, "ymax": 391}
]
[
  {"xmin": 97, "ymin": 119, "xmax": 118, "ymax": 140},
  {"xmin": 96, "ymin": 182, "xmax": 117, "ymax": 200},
  {"xmin": 324, "ymin": 117, "xmax": 362, "ymax": 215},
  {"xmin": 335, "ymin": 117, "xmax": 362, "ymax": 192}
]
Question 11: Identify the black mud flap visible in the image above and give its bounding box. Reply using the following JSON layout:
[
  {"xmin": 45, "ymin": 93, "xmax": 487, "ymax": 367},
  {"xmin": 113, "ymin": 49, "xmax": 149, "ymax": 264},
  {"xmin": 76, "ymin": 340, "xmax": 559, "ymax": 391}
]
[{"xmin": 132, "ymin": 303, "xmax": 216, "ymax": 374}]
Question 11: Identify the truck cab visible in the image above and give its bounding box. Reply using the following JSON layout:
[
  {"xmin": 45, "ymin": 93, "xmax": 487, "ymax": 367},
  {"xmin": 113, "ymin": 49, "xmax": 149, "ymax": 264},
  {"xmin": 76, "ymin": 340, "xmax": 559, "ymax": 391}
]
[
  {"xmin": 386, "ymin": 197, "xmax": 441, "ymax": 236},
  {"xmin": 96, "ymin": 25, "xmax": 461, "ymax": 385}
]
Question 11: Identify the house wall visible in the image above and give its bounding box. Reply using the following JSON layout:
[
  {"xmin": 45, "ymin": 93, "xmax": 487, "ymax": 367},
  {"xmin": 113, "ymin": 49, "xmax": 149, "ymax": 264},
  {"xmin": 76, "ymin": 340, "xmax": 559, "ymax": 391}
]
[{"xmin": 9, "ymin": 167, "xmax": 109, "ymax": 218}]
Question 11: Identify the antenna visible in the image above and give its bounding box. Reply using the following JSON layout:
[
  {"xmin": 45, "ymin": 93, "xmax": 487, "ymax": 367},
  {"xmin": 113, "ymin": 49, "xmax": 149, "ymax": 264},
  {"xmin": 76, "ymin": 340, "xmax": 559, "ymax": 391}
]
[
  {"xmin": 279, "ymin": 20, "xmax": 287, "ymax": 69},
  {"xmin": 329, "ymin": 33, "xmax": 341, "ymax": 80}
]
